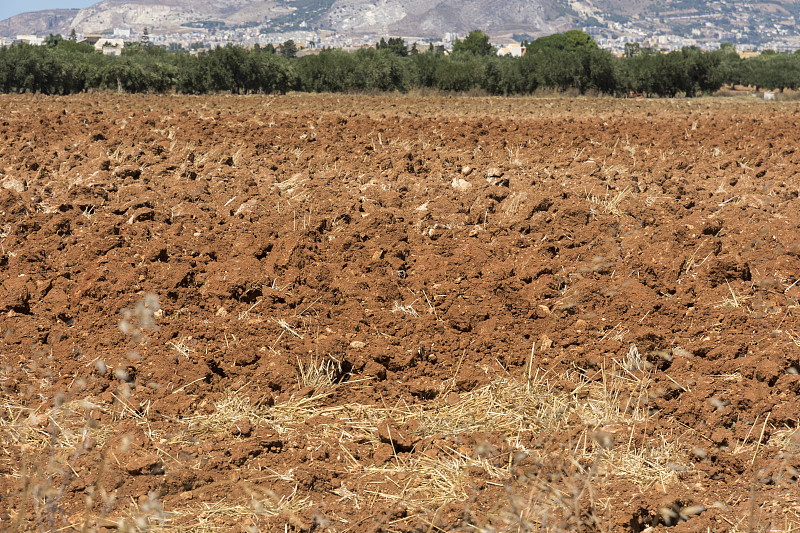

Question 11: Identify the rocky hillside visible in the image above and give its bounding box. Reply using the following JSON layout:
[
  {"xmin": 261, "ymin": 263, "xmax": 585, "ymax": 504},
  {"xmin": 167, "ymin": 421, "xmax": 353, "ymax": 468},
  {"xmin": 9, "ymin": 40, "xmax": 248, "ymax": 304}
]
[
  {"xmin": 326, "ymin": 0, "xmax": 564, "ymax": 35},
  {"xmin": 0, "ymin": 9, "xmax": 81, "ymax": 37},
  {"xmin": 1, "ymin": 0, "xmax": 290, "ymax": 36},
  {"xmin": 1, "ymin": 0, "xmax": 585, "ymax": 38},
  {"xmin": 1, "ymin": 0, "xmax": 799, "ymax": 42}
]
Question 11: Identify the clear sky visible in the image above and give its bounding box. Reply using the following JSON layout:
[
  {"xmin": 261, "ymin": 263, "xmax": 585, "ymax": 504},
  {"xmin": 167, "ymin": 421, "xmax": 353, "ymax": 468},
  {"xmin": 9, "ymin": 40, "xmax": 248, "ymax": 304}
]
[{"xmin": 0, "ymin": 1, "xmax": 97, "ymax": 22}]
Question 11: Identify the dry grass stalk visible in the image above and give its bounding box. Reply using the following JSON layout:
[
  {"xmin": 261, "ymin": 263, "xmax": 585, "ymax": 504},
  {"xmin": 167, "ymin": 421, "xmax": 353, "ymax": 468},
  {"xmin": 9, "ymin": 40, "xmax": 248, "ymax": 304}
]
[
  {"xmin": 297, "ymin": 354, "xmax": 341, "ymax": 389},
  {"xmin": 598, "ymin": 322, "xmax": 629, "ymax": 343},
  {"xmin": 602, "ymin": 433, "xmax": 688, "ymax": 491},
  {"xmin": 507, "ymin": 144, "xmax": 525, "ymax": 166},
  {"xmin": 275, "ymin": 318, "xmax": 303, "ymax": 339},
  {"xmin": 168, "ymin": 337, "xmax": 195, "ymax": 359},
  {"xmin": 363, "ymin": 451, "xmax": 507, "ymax": 509},
  {"xmin": 587, "ymin": 186, "xmax": 631, "ymax": 217},
  {"xmin": 715, "ymin": 280, "xmax": 746, "ymax": 308},
  {"xmin": 392, "ymin": 300, "xmax": 420, "ymax": 318},
  {"xmin": 238, "ymin": 299, "xmax": 263, "ymax": 321},
  {"xmin": 180, "ymin": 390, "xmax": 266, "ymax": 439},
  {"xmin": 503, "ymin": 192, "xmax": 524, "ymax": 216},
  {"xmin": 272, "ymin": 174, "xmax": 309, "ymax": 202},
  {"xmin": 1, "ymin": 397, "xmax": 112, "ymax": 454},
  {"xmin": 180, "ymin": 387, "xmax": 336, "ymax": 441},
  {"xmin": 139, "ymin": 487, "xmax": 310, "ymax": 533}
]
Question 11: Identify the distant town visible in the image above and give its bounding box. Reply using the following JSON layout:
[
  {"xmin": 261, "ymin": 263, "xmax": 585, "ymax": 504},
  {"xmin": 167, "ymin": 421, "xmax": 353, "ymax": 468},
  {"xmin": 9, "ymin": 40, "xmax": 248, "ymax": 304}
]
[{"xmin": 2, "ymin": 0, "xmax": 800, "ymax": 57}]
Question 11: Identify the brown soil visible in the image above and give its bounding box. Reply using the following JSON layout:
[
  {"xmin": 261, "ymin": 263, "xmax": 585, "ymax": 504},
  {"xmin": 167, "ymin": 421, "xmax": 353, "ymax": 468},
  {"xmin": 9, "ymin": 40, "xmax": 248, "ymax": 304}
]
[{"xmin": 1, "ymin": 94, "xmax": 799, "ymax": 532}]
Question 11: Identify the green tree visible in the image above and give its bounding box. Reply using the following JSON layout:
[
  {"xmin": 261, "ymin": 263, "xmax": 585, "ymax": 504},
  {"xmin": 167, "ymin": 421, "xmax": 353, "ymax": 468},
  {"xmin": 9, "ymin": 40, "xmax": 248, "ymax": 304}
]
[
  {"xmin": 409, "ymin": 48, "xmax": 444, "ymax": 87},
  {"xmin": 44, "ymin": 34, "xmax": 63, "ymax": 48},
  {"xmin": 101, "ymin": 58, "xmax": 147, "ymax": 93},
  {"xmin": 624, "ymin": 42, "xmax": 641, "ymax": 58},
  {"xmin": 245, "ymin": 51, "xmax": 296, "ymax": 93},
  {"xmin": 582, "ymin": 46, "xmax": 618, "ymax": 94},
  {"xmin": 377, "ymin": 37, "xmax": 408, "ymax": 57},
  {"xmin": 745, "ymin": 52, "xmax": 800, "ymax": 92},
  {"xmin": 717, "ymin": 42, "xmax": 742, "ymax": 88},
  {"xmin": 452, "ymin": 30, "xmax": 494, "ymax": 56},
  {"xmin": 619, "ymin": 49, "xmax": 649, "ymax": 95},
  {"xmin": 387, "ymin": 37, "xmax": 408, "ymax": 57},
  {"xmin": 433, "ymin": 55, "xmax": 484, "ymax": 91},
  {"xmin": 530, "ymin": 30, "xmax": 598, "ymax": 52},
  {"xmin": 176, "ymin": 52, "xmax": 212, "ymax": 93},
  {"xmin": 279, "ymin": 40, "xmax": 297, "ymax": 59},
  {"xmin": 682, "ymin": 46, "xmax": 725, "ymax": 96},
  {"xmin": 482, "ymin": 56, "xmax": 524, "ymax": 95},
  {"xmin": 297, "ymin": 48, "xmax": 357, "ymax": 92},
  {"xmin": 532, "ymin": 48, "xmax": 582, "ymax": 91},
  {"xmin": 353, "ymin": 48, "xmax": 408, "ymax": 91},
  {"xmin": 207, "ymin": 44, "xmax": 249, "ymax": 93}
]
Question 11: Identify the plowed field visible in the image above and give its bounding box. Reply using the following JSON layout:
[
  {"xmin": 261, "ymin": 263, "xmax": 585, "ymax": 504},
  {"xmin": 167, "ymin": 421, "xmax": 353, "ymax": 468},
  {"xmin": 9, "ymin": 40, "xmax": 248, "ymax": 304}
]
[{"xmin": 1, "ymin": 94, "xmax": 799, "ymax": 532}]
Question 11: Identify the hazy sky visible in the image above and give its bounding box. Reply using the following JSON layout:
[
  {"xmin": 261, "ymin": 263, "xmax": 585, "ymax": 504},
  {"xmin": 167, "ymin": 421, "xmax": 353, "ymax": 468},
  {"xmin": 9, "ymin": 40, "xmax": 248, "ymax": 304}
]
[{"xmin": 0, "ymin": 1, "xmax": 97, "ymax": 23}]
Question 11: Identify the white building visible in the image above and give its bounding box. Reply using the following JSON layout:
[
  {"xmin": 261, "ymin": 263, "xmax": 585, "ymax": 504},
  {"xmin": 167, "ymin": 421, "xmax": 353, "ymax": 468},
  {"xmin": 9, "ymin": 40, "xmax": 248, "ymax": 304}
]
[
  {"xmin": 16, "ymin": 35, "xmax": 43, "ymax": 45},
  {"xmin": 95, "ymin": 38, "xmax": 125, "ymax": 56},
  {"xmin": 497, "ymin": 43, "xmax": 526, "ymax": 57},
  {"xmin": 113, "ymin": 28, "xmax": 131, "ymax": 38}
]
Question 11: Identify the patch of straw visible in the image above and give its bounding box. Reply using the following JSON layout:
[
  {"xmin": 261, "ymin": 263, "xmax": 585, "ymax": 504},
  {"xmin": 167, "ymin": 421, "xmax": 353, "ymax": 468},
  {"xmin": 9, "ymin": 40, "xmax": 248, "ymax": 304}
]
[
  {"xmin": 587, "ymin": 186, "xmax": 632, "ymax": 217},
  {"xmin": 140, "ymin": 486, "xmax": 310, "ymax": 533},
  {"xmin": 364, "ymin": 450, "xmax": 508, "ymax": 509}
]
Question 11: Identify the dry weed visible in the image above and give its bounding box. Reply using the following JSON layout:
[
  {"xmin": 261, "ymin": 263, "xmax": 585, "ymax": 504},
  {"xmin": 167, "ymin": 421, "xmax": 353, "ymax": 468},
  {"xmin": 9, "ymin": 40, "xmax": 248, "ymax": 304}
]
[{"xmin": 587, "ymin": 186, "xmax": 632, "ymax": 217}]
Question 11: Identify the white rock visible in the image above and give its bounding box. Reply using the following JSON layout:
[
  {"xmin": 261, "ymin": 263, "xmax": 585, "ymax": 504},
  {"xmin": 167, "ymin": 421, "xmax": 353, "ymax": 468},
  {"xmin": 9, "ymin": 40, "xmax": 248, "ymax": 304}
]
[
  {"xmin": 487, "ymin": 167, "xmax": 504, "ymax": 178},
  {"xmin": 1, "ymin": 177, "xmax": 25, "ymax": 193},
  {"xmin": 235, "ymin": 198, "xmax": 258, "ymax": 216},
  {"xmin": 451, "ymin": 177, "xmax": 473, "ymax": 192}
]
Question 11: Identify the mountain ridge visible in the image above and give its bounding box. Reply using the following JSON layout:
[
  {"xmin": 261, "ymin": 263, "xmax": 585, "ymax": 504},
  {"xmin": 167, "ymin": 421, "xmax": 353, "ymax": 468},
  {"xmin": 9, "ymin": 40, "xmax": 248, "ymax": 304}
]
[{"xmin": 2, "ymin": 0, "xmax": 799, "ymax": 49}]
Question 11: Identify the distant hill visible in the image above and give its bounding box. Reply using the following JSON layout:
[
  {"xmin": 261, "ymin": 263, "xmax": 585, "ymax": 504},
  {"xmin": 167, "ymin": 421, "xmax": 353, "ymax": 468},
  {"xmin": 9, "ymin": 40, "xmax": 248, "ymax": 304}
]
[
  {"xmin": 326, "ymin": 0, "xmax": 564, "ymax": 36},
  {"xmin": 0, "ymin": 0, "xmax": 290, "ymax": 36},
  {"xmin": 0, "ymin": 9, "xmax": 81, "ymax": 37},
  {"xmin": 1, "ymin": 0, "xmax": 799, "ymax": 45}
]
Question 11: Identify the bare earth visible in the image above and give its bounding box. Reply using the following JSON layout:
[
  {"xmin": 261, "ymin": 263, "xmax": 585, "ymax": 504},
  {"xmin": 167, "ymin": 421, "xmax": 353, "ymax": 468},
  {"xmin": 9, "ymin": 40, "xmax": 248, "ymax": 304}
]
[{"xmin": 0, "ymin": 94, "xmax": 799, "ymax": 532}]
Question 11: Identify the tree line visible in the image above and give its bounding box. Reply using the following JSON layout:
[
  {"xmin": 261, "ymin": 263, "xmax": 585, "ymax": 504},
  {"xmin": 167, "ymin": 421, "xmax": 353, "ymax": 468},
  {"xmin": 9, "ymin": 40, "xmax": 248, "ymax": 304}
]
[{"xmin": 1, "ymin": 30, "xmax": 799, "ymax": 97}]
